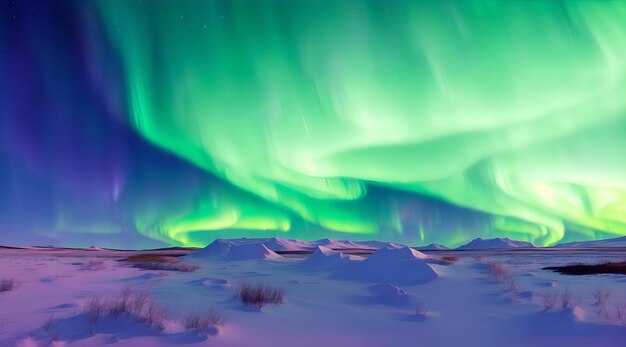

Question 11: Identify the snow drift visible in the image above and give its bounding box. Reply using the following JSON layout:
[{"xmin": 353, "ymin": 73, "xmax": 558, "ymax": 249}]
[
  {"xmin": 223, "ymin": 243, "xmax": 283, "ymax": 261},
  {"xmin": 313, "ymin": 238, "xmax": 366, "ymax": 249},
  {"xmin": 187, "ymin": 239, "xmax": 232, "ymax": 259},
  {"xmin": 333, "ymin": 247, "xmax": 437, "ymax": 285},
  {"xmin": 301, "ymin": 246, "xmax": 355, "ymax": 268},
  {"xmin": 261, "ymin": 237, "xmax": 311, "ymax": 251}
]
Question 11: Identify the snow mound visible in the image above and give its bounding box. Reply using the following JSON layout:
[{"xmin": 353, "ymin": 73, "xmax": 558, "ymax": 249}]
[
  {"xmin": 224, "ymin": 243, "xmax": 283, "ymax": 261},
  {"xmin": 416, "ymin": 243, "xmax": 449, "ymax": 250},
  {"xmin": 367, "ymin": 283, "xmax": 408, "ymax": 297},
  {"xmin": 262, "ymin": 237, "xmax": 311, "ymax": 251},
  {"xmin": 457, "ymin": 238, "xmax": 535, "ymax": 250},
  {"xmin": 187, "ymin": 239, "xmax": 232, "ymax": 259},
  {"xmin": 556, "ymin": 236, "xmax": 626, "ymax": 248},
  {"xmin": 354, "ymin": 283, "xmax": 415, "ymax": 307},
  {"xmin": 368, "ymin": 246, "xmax": 429, "ymax": 261},
  {"xmin": 302, "ymin": 246, "xmax": 351, "ymax": 267},
  {"xmin": 313, "ymin": 238, "xmax": 366, "ymax": 249},
  {"xmin": 333, "ymin": 247, "xmax": 437, "ymax": 285},
  {"xmin": 356, "ymin": 241, "xmax": 403, "ymax": 249}
]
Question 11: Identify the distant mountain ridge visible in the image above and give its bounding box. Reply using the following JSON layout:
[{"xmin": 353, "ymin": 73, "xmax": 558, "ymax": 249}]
[
  {"xmin": 456, "ymin": 238, "xmax": 535, "ymax": 250},
  {"xmin": 555, "ymin": 236, "xmax": 626, "ymax": 248}
]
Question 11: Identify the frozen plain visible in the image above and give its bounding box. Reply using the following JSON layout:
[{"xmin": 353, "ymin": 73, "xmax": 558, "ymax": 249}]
[{"xmin": 1, "ymin": 238, "xmax": 626, "ymax": 347}]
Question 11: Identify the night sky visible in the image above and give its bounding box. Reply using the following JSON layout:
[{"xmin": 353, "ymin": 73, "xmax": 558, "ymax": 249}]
[{"xmin": 1, "ymin": 1, "xmax": 625, "ymax": 248}]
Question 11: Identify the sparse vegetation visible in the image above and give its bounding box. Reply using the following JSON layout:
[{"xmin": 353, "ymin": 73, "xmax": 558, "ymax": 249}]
[
  {"xmin": 440, "ymin": 255, "xmax": 460, "ymax": 264},
  {"xmin": 234, "ymin": 283, "xmax": 285, "ymax": 310},
  {"xmin": 539, "ymin": 288, "xmax": 576, "ymax": 311},
  {"xmin": 485, "ymin": 262, "xmax": 517, "ymax": 293},
  {"xmin": 83, "ymin": 287, "xmax": 168, "ymax": 330},
  {"xmin": 184, "ymin": 312, "xmax": 223, "ymax": 332},
  {"xmin": 486, "ymin": 262, "xmax": 508, "ymax": 282},
  {"xmin": 540, "ymin": 292, "xmax": 558, "ymax": 310},
  {"xmin": 121, "ymin": 254, "xmax": 199, "ymax": 272},
  {"xmin": 610, "ymin": 303, "xmax": 626, "ymax": 326},
  {"xmin": 544, "ymin": 262, "xmax": 626, "ymax": 275},
  {"xmin": 592, "ymin": 289, "xmax": 612, "ymax": 319},
  {"xmin": 43, "ymin": 315, "xmax": 56, "ymax": 332},
  {"xmin": 560, "ymin": 287, "xmax": 572, "ymax": 309},
  {"xmin": 592, "ymin": 289, "xmax": 611, "ymax": 307},
  {"xmin": 122, "ymin": 254, "xmax": 180, "ymax": 263},
  {"xmin": 0, "ymin": 278, "xmax": 16, "ymax": 292},
  {"xmin": 80, "ymin": 259, "xmax": 105, "ymax": 271}
]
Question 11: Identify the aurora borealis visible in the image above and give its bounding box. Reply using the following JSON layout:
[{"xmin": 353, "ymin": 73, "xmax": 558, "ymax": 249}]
[{"xmin": 1, "ymin": 1, "xmax": 625, "ymax": 248}]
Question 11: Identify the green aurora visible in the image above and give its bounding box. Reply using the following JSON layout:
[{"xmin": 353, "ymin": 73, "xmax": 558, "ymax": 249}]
[
  {"xmin": 95, "ymin": 1, "xmax": 626, "ymax": 246},
  {"xmin": 2, "ymin": 1, "xmax": 625, "ymax": 247}
]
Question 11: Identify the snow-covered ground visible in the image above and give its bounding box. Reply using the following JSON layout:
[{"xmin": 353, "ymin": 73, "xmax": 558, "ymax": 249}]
[{"xmin": 1, "ymin": 239, "xmax": 626, "ymax": 347}]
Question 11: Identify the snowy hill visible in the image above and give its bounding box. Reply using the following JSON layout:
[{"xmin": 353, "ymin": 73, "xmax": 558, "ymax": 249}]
[
  {"xmin": 457, "ymin": 238, "xmax": 535, "ymax": 250},
  {"xmin": 223, "ymin": 243, "xmax": 284, "ymax": 260},
  {"xmin": 188, "ymin": 238, "xmax": 415, "ymax": 256},
  {"xmin": 301, "ymin": 246, "xmax": 355, "ymax": 267},
  {"xmin": 333, "ymin": 247, "xmax": 437, "ymax": 285},
  {"xmin": 261, "ymin": 237, "xmax": 312, "ymax": 251},
  {"xmin": 555, "ymin": 236, "xmax": 626, "ymax": 248},
  {"xmin": 415, "ymin": 243, "xmax": 449, "ymax": 250},
  {"xmin": 312, "ymin": 239, "xmax": 367, "ymax": 249},
  {"xmin": 187, "ymin": 239, "xmax": 232, "ymax": 259}
]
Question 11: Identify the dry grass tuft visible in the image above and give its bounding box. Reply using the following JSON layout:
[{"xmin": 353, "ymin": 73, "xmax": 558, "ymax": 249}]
[
  {"xmin": 80, "ymin": 260, "xmax": 105, "ymax": 271},
  {"xmin": 184, "ymin": 312, "xmax": 223, "ymax": 331},
  {"xmin": 540, "ymin": 292, "xmax": 558, "ymax": 310},
  {"xmin": 539, "ymin": 288, "xmax": 576, "ymax": 311},
  {"xmin": 43, "ymin": 315, "xmax": 56, "ymax": 332},
  {"xmin": 486, "ymin": 262, "xmax": 518, "ymax": 293},
  {"xmin": 0, "ymin": 278, "xmax": 17, "ymax": 292},
  {"xmin": 592, "ymin": 288, "xmax": 612, "ymax": 319},
  {"xmin": 84, "ymin": 286, "xmax": 168, "ymax": 330},
  {"xmin": 592, "ymin": 289, "xmax": 611, "ymax": 307},
  {"xmin": 122, "ymin": 254, "xmax": 180, "ymax": 263},
  {"xmin": 611, "ymin": 303, "xmax": 626, "ymax": 326},
  {"xmin": 121, "ymin": 254, "xmax": 199, "ymax": 272},
  {"xmin": 234, "ymin": 283, "xmax": 285, "ymax": 310},
  {"xmin": 439, "ymin": 255, "xmax": 460, "ymax": 265},
  {"xmin": 560, "ymin": 287, "xmax": 573, "ymax": 309}
]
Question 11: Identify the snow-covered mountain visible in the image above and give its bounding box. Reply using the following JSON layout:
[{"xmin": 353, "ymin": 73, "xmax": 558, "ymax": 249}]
[
  {"xmin": 415, "ymin": 243, "xmax": 449, "ymax": 251},
  {"xmin": 555, "ymin": 236, "xmax": 626, "ymax": 248},
  {"xmin": 456, "ymin": 238, "xmax": 535, "ymax": 250}
]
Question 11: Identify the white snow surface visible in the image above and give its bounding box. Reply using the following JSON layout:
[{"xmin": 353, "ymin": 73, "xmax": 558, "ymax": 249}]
[
  {"xmin": 457, "ymin": 237, "xmax": 536, "ymax": 249},
  {"xmin": 300, "ymin": 246, "xmax": 355, "ymax": 268},
  {"xmin": 333, "ymin": 247, "xmax": 438, "ymax": 285},
  {"xmin": 189, "ymin": 237, "xmax": 402, "ymax": 258},
  {"xmin": 2, "ymin": 240, "xmax": 626, "ymax": 347},
  {"xmin": 186, "ymin": 239, "xmax": 232, "ymax": 259},
  {"xmin": 223, "ymin": 242, "xmax": 283, "ymax": 260}
]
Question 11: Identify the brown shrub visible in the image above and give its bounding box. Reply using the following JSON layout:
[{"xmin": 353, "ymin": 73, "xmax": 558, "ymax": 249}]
[
  {"xmin": 83, "ymin": 287, "xmax": 168, "ymax": 330},
  {"xmin": 80, "ymin": 260, "xmax": 105, "ymax": 271},
  {"xmin": 235, "ymin": 283, "xmax": 284, "ymax": 310},
  {"xmin": 184, "ymin": 312, "xmax": 223, "ymax": 331},
  {"xmin": 121, "ymin": 254, "xmax": 199, "ymax": 272},
  {"xmin": 0, "ymin": 278, "xmax": 16, "ymax": 292},
  {"xmin": 540, "ymin": 292, "xmax": 558, "ymax": 310},
  {"xmin": 122, "ymin": 254, "xmax": 180, "ymax": 263},
  {"xmin": 439, "ymin": 255, "xmax": 460, "ymax": 265}
]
